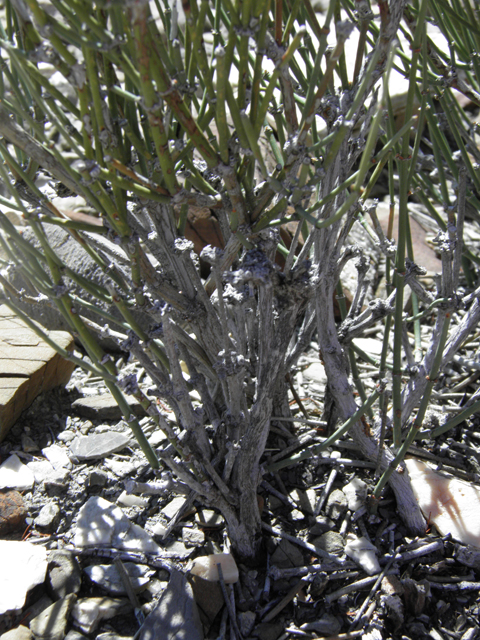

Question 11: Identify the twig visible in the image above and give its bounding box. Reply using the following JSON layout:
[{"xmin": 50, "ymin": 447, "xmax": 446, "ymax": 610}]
[
  {"xmin": 314, "ymin": 468, "xmax": 338, "ymax": 516},
  {"xmin": 216, "ymin": 563, "xmax": 243, "ymax": 640},
  {"xmin": 261, "ymin": 522, "xmax": 346, "ymax": 564},
  {"xmin": 262, "ymin": 579, "xmax": 308, "ymax": 623}
]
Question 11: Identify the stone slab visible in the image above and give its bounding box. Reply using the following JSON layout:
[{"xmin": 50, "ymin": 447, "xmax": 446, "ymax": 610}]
[{"xmin": 0, "ymin": 305, "xmax": 76, "ymax": 443}]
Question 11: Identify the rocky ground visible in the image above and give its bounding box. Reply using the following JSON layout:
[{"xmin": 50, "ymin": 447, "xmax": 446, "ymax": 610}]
[{"xmin": 1, "ymin": 320, "xmax": 480, "ymax": 640}]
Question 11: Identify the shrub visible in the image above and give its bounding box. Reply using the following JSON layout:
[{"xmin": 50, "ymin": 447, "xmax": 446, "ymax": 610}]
[{"xmin": 0, "ymin": 0, "xmax": 479, "ymax": 560}]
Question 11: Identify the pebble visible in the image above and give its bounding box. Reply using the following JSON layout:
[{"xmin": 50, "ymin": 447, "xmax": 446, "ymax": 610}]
[
  {"xmin": 238, "ymin": 611, "xmax": 256, "ymax": 637},
  {"xmin": 325, "ymin": 488, "xmax": 348, "ymax": 520},
  {"xmin": 103, "ymin": 459, "xmax": 136, "ymax": 478},
  {"xmin": 34, "ymin": 502, "xmax": 60, "ymax": 530},
  {"xmin": 343, "ymin": 478, "xmax": 368, "ymax": 511},
  {"xmin": 271, "ymin": 539, "xmax": 304, "ymax": 568},
  {"xmin": 190, "ymin": 553, "xmax": 239, "ymax": 583},
  {"xmin": 1, "ymin": 627, "xmax": 33, "ymax": 640},
  {"xmin": 345, "ymin": 534, "xmax": 380, "ymax": 575},
  {"xmin": 162, "ymin": 496, "xmax": 187, "ymax": 520},
  {"xmin": 69, "ymin": 432, "xmax": 132, "ymax": 462},
  {"xmin": 0, "ymin": 454, "xmax": 35, "ymax": 491},
  {"xmin": 301, "ymin": 613, "xmax": 342, "ymax": 636},
  {"xmin": 42, "ymin": 444, "xmax": 72, "ymax": 470},
  {"xmin": 57, "ymin": 431, "xmax": 75, "ymax": 443},
  {"xmin": 84, "ymin": 562, "xmax": 154, "ymax": 596},
  {"xmin": 21, "ymin": 434, "xmax": 39, "ymax": 453},
  {"xmin": 75, "ymin": 496, "xmax": 161, "ymax": 554},
  {"xmin": 117, "ymin": 490, "xmax": 148, "ymax": 508},
  {"xmin": 47, "ymin": 550, "xmax": 82, "ymax": 599},
  {"xmin": 312, "ymin": 531, "xmax": 345, "ymax": 556},
  {"xmin": 64, "ymin": 632, "xmax": 87, "ymax": 640},
  {"xmin": 182, "ymin": 527, "xmax": 205, "ymax": 546},
  {"xmin": 86, "ymin": 470, "xmax": 108, "ymax": 488},
  {"xmin": 72, "ymin": 394, "xmax": 145, "ymax": 420},
  {"xmin": 0, "ymin": 541, "xmax": 47, "ymax": 615},
  {"xmin": 195, "ymin": 508, "xmax": 224, "ymax": 529},
  {"xmin": 309, "ymin": 515, "xmax": 335, "ymax": 536},
  {"xmin": 0, "ymin": 489, "xmax": 27, "ymax": 535},
  {"xmin": 71, "ymin": 597, "xmax": 131, "ymax": 635},
  {"xmin": 138, "ymin": 570, "xmax": 203, "ymax": 640},
  {"xmin": 289, "ymin": 488, "xmax": 316, "ymax": 515},
  {"xmin": 27, "ymin": 460, "xmax": 69, "ymax": 485},
  {"xmin": 29, "ymin": 594, "xmax": 77, "ymax": 640}
]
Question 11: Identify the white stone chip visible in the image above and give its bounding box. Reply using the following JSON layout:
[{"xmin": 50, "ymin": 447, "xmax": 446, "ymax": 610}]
[
  {"xmin": 42, "ymin": 443, "xmax": 72, "ymax": 469},
  {"xmin": 190, "ymin": 553, "xmax": 239, "ymax": 584},
  {"xmin": 0, "ymin": 453, "xmax": 35, "ymax": 491},
  {"xmin": 406, "ymin": 457, "xmax": 480, "ymax": 549},
  {"xmin": 345, "ymin": 534, "xmax": 380, "ymax": 575},
  {"xmin": 74, "ymin": 496, "xmax": 161, "ymax": 554},
  {"xmin": 117, "ymin": 491, "xmax": 149, "ymax": 508},
  {"xmin": 0, "ymin": 541, "xmax": 47, "ymax": 614},
  {"xmin": 71, "ymin": 597, "xmax": 130, "ymax": 634},
  {"xmin": 343, "ymin": 478, "xmax": 368, "ymax": 511}
]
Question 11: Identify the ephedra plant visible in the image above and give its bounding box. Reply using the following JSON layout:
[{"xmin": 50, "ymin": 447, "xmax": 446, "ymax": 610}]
[{"xmin": 0, "ymin": 0, "xmax": 480, "ymax": 559}]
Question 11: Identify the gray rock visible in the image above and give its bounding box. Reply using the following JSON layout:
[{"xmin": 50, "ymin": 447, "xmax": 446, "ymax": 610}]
[
  {"xmin": 22, "ymin": 434, "xmax": 40, "ymax": 453},
  {"xmin": 325, "ymin": 489, "xmax": 348, "ymax": 520},
  {"xmin": 138, "ymin": 570, "xmax": 203, "ymax": 640},
  {"xmin": 72, "ymin": 394, "xmax": 145, "ymax": 421},
  {"xmin": 1, "ymin": 627, "xmax": 33, "ymax": 640},
  {"xmin": 271, "ymin": 539, "xmax": 304, "ymax": 569},
  {"xmin": 160, "ymin": 539, "xmax": 193, "ymax": 560},
  {"xmin": 300, "ymin": 613, "xmax": 342, "ymax": 636},
  {"xmin": 238, "ymin": 611, "xmax": 256, "ymax": 637},
  {"xmin": 35, "ymin": 502, "xmax": 60, "ymax": 530},
  {"xmin": 182, "ymin": 527, "xmax": 205, "ymax": 546},
  {"xmin": 84, "ymin": 562, "xmax": 154, "ymax": 596},
  {"xmin": 312, "ymin": 531, "xmax": 345, "ymax": 556},
  {"xmin": 7, "ymin": 226, "xmax": 148, "ymax": 347},
  {"xmin": 29, "ymin": 594, "xmax": 77, "ymax": 640},
  {"xmin": 309, "ymin": 515, "xmax": 335, "ymax": 535},
  {"xmin": 69, "ymin": 432, "xmax": 131, "ymax": 461},
  {"xmin": 47, "ymin": 550, "xmax": 82, "ymax": 599},
  {"xmin": 85, "ymin": 470, "xmax": 108, "ymax": 488}
]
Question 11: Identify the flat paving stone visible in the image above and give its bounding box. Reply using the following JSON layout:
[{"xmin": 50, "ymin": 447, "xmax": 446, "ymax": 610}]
[
  {"xmin": 0, "ymin": 305, "xmax": 75, "ymax": 443},
  {"xmin": 71, "ymin": 394, "xmax": 146, "ymax": 420}
]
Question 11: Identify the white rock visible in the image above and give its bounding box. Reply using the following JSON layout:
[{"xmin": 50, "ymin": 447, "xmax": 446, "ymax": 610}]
[
  {"xmin": 117, "ymin": 491, "xmax": 149, "ymax": 508},
  {"xmin": 42, "ymin": 444, "xmax": 72, "ymax": 470},
  {"xmin": 303, "ymin": 362, "xmax": 327, "ymax": 384},
  {"xmin": 406, "ymin": 457, "xmax": 480, "ymax": 548},
  {"xmin": 345, "ymin": 534, "xmax": 380, "ymax": 575},
  {"xmin": 150, "ymin": 522, "xmax": 168, "ymax": 538},
  {"xmin": 0, "ymin": 541, "xmax": 47, "ymax": 614},
  {"xmin": 0, "ymin": 454, "xmax": 35, "ymax": 491},
  {"xmin": 162, "ymin": 496, "xmax": 187, "ymax": 520},
  {"xmin": 75, "ymin": 496, "xmax": 161, "ymax": 554},
  {"xmin": 353, "ymin": 338, "xmax": 383, "ymax": 357},
  {"xmin": 343, "ymin": 478, "xmax": 368, "ymax": 511},
  {"xmin": 27, "ymin": 460, "xmax": 68, "ymax": 485},
  {"xmin": 71, "ymin": 597, "xmax": 130, "ymax": 634},
  {"xmin": 190, "ymin": 553, "xmax": 239, "ymax": 584}
]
